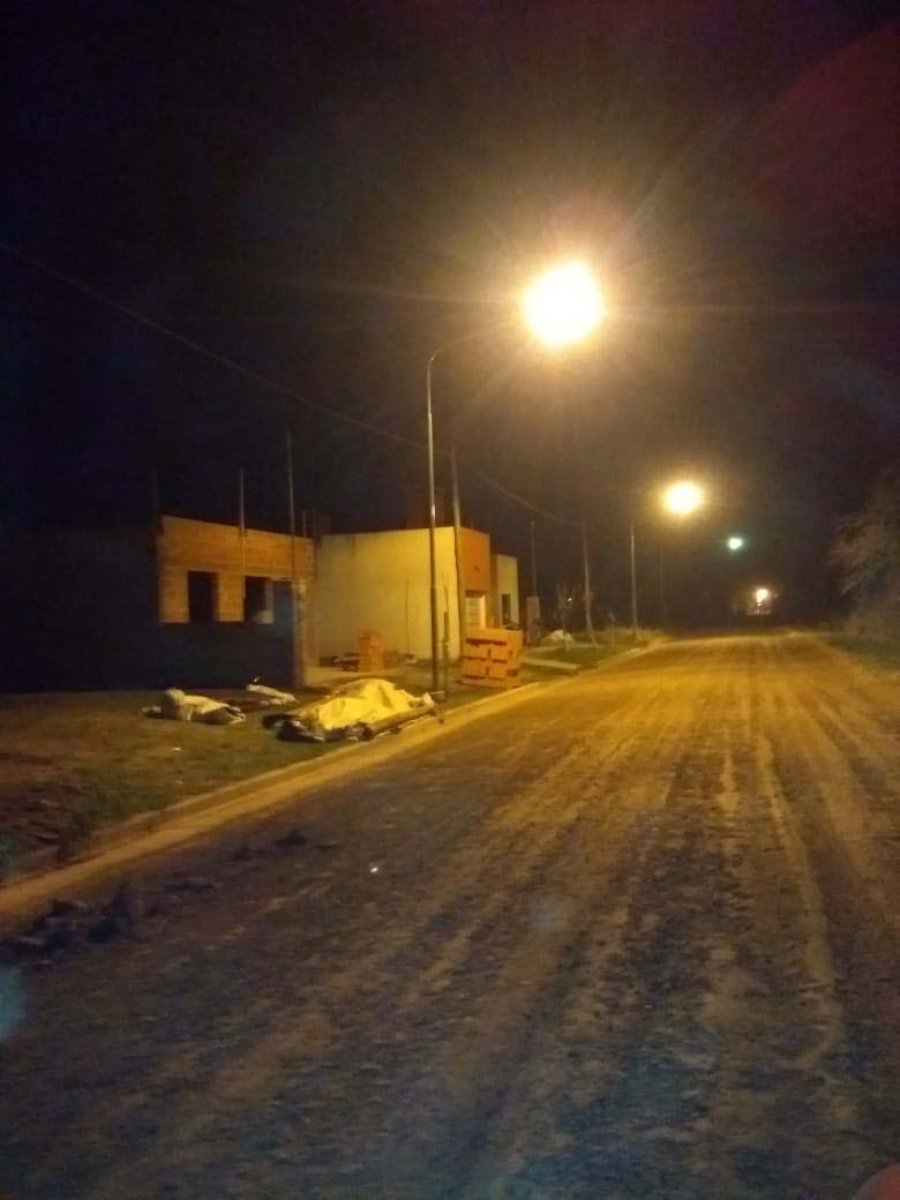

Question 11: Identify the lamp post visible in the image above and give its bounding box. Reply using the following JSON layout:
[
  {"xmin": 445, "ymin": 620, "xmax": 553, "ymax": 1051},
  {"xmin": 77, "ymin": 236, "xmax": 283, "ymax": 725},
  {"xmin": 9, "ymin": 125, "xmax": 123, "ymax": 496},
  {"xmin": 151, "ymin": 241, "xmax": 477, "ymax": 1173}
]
[
  {"xmin": 423, "ymin": 262, "xmax": 604, "ymax": 690},
  {"xmin": 425, "ymin": 347, "xmax": 442, "ymax": 695},
  {"xmin": 630, "ymin": 479, "xmax": 706, "ymax": 634},
  {"xmin": 524, "ymin": 261, "xmax": 605, "ymax": 642}
]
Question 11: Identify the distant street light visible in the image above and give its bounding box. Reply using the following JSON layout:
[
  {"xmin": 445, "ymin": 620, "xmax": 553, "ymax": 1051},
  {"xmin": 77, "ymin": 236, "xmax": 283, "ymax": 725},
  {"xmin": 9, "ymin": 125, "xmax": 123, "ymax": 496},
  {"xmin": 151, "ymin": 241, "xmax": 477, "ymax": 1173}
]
[
  {"xmin": 754, "ymin": 586, "xmax": 770, "ymax": 605},
  {"xmin": 425, "ymin": 261, "xmax": 604, "ymax": 690},
  {"xmin": 727, "ymin": 535, "xmax": 745, "ymax": 552}
]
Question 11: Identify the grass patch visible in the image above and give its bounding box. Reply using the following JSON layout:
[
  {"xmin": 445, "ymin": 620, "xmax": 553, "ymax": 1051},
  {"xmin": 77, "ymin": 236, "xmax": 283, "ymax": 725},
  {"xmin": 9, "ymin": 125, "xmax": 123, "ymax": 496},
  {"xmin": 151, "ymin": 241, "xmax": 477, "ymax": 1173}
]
[
  {"xmin": 524, "ymin": 631, "xmax": 658, "ymax": 670},
  {"xmin": 0, "ymin": 691, "xmax": 330, "ymax": 864},
  {"xmin": 831, "ymin": 634, "xmax": 900, "ymax": 671}
]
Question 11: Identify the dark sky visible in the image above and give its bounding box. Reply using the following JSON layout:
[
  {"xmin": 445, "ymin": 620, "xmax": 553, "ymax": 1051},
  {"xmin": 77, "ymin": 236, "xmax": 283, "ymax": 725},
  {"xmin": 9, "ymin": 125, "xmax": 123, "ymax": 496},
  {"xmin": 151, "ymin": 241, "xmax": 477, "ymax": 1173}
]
[{"xmin": 5, "ymin": 0, "xmax": 900, "ymax": 622}]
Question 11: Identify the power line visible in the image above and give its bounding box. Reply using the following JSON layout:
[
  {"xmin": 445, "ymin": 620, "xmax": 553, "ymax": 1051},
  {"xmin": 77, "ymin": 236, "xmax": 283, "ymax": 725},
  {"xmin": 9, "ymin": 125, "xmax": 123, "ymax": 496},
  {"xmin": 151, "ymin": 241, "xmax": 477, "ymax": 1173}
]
[
  {"xmin": 2, "ymin": 240, "xmax": 422, "ymax": 453},
  {"xmin": 3, "ymin": 239, "xmax": 575, "ymax": 529}
]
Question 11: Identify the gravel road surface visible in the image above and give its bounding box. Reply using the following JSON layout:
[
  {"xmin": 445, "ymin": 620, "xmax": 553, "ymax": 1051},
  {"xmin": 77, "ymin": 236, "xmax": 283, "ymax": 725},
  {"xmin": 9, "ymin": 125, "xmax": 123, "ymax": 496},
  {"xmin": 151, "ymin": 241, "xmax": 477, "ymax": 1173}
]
[{"xmin": 1, "ymin": 633, "xmax": 898, "ymax": 1199}]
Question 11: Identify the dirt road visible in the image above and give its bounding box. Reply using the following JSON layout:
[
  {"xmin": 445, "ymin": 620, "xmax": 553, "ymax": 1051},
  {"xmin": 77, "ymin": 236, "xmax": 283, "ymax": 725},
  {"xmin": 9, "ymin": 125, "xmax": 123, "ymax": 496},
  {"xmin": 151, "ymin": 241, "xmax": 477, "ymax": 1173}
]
[{"xmin": 1, "ymin": 634, "xmax": 898, "ymax": 1198}]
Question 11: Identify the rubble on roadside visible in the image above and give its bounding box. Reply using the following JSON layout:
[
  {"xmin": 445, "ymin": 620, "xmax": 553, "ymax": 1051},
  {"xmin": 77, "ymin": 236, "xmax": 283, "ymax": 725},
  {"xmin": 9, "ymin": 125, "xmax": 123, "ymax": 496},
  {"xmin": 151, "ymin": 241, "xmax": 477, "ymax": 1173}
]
[{"xmin": 1, "ymin": 826, "xmax": 343, "ymax": 964}]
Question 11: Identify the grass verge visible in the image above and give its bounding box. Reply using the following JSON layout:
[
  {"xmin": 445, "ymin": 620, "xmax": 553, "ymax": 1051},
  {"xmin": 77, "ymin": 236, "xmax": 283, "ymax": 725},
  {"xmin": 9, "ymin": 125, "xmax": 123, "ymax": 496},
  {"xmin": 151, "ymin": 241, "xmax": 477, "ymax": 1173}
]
[
  {"xmin": 0, "ymin": 638, "xmax": 645, "ymax": 874},
  {"xmin": 0, "ymin": 691, "xmax": 334, "ymax": 873},
  {"xmin": 830, "ymin": 633, "xmax": 900, "ymax": 671}
]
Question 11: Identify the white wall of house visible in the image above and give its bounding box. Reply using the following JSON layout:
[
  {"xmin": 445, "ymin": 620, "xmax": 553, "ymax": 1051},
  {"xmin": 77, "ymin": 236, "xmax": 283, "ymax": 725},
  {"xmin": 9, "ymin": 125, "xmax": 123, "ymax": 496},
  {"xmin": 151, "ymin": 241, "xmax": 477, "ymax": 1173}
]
[
  {"xmin": 492, "ymin": 554, "xmax": 520, "ymax": 626},
  {"xmin": 316, "ymin": 528, "xmax": 462, "ymax": 662}
]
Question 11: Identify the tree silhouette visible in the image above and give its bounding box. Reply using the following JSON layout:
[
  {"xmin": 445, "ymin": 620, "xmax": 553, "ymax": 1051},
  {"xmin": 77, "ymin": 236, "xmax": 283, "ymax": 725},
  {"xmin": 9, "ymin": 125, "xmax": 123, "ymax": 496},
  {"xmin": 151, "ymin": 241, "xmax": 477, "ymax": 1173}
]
[{"xmin": 832, "ymin": 467, "xmax": 900, "ymax": 631}]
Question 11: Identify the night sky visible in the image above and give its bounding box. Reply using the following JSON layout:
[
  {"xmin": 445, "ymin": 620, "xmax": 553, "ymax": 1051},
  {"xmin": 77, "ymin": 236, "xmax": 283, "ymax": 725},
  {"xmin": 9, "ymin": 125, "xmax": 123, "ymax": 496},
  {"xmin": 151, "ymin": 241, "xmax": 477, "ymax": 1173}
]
[{"xmin": 6, "ymin": 0, "xmax": 900, "ymax": 624}]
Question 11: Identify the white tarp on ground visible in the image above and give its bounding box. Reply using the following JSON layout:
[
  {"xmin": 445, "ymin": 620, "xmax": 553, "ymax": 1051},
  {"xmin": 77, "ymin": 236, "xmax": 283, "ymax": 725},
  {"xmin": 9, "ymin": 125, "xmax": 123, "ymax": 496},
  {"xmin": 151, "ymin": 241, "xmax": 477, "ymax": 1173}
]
[
  {"xmin": 540, "ymin": 629, "xmax": 575, "ymax": 648},
  {"xmin": 271, "ymin": 678, "xmax": 435, "ymax": 742}
]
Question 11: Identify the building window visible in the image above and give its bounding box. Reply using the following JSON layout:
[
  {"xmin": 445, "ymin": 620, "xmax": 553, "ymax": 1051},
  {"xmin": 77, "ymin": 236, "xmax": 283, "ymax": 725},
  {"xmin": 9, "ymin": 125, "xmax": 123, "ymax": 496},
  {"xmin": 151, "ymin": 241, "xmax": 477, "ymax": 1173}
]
[
  {"xmin": 465, "ymin": 592, "xmax": 486, "ymax": 630},
  {"xmin": 501, "ymin": 593, "xmax": 512, "ymax": 624},
  {"xmin": 244, "ymin": 576, "xmax": 272, "ymax": 623},
  {"xmin": 187, "ymin": 571, "xmax": 215, "ymax": 623}
]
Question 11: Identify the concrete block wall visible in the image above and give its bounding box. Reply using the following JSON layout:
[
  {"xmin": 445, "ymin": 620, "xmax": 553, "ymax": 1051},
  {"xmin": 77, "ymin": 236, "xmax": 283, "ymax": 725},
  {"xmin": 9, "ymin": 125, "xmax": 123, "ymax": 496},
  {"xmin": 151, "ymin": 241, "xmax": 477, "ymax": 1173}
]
[
  {"xmin": 158, "ymin": 563, "xmax": 189, "ymax": 623},
  {"xmin": 156, "ymin": 515, "xmax": 314, "ymax": 579},
  {"xmin": 214, "ymin": 572, "xmax": 245, "ymax": 622}
]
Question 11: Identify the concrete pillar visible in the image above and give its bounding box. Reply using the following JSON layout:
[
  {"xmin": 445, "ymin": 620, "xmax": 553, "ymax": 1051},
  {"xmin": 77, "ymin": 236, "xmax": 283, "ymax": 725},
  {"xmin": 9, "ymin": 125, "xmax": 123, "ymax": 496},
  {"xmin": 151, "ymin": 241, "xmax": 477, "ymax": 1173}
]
[{"xmin": 215, "ymin": 572, "xmax": 244, "ymax": 622}]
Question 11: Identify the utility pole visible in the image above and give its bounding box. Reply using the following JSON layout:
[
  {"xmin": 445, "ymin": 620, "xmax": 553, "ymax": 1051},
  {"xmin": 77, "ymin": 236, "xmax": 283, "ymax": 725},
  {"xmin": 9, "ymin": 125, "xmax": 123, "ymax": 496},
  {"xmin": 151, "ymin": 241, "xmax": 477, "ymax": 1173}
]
[
  {"xmin": 286, "ymin": 429, "xmax": 305, "ymax": 689},
  {"xmin": 450, "ymin": 439, "xmax": 466, "ymax": 661},
  {"xmin": 629, "ymin": 520, "xmax": 638, "ymax": 639},
  {"xmin": 658, "ymin": 544, "xmax": 668, "ymax": 629},
  {"xmin": 238, "ymin": 466, "xmax": 246, "ymax": 583},
  {"xmin": 530, "ymin": 519, "xmax": 538, "ymax": 596},
  {"xmin": 582, "ymin": 521, "xmax": 596, "ymax": 644}
]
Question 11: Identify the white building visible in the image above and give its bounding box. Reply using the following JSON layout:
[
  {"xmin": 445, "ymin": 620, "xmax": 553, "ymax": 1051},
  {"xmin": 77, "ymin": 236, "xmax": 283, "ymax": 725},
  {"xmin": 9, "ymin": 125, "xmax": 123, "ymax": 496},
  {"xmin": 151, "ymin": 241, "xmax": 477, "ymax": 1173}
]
[{"xmin": 316, "ymin": 526, "xmax": 519, "ymax": 662}]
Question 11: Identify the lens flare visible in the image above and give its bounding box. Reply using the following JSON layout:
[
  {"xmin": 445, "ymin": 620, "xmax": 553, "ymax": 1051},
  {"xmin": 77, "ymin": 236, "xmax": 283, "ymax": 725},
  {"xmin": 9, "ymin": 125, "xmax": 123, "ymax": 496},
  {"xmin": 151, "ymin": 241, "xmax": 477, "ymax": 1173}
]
[{"xmin": 523, "ymin": 261, "xmax": 605, "ymax": 348}]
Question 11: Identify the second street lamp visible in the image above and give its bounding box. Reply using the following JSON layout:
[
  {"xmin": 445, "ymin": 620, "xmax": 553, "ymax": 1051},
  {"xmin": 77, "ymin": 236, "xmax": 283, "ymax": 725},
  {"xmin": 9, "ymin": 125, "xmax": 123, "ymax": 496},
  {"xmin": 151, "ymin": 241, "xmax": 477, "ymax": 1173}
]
[{"xmin": 630, "ymin": 479, "xmax": 707, "ymax": 636}]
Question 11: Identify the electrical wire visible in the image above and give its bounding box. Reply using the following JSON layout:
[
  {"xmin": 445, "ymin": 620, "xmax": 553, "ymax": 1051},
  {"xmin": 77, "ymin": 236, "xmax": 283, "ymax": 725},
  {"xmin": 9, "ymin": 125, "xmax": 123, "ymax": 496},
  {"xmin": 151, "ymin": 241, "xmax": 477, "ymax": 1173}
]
[{"xmin": 2, "ymin": 239, "xmax": 576, "ymax": 530}]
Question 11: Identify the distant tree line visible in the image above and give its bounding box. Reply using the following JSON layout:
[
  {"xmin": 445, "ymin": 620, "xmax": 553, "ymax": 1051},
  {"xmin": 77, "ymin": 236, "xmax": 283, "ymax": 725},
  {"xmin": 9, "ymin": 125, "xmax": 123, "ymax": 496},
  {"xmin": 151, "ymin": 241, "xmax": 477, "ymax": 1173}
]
[{"xmin": 832, "ymin": 466, "xmax": 900, "ymax": 636}]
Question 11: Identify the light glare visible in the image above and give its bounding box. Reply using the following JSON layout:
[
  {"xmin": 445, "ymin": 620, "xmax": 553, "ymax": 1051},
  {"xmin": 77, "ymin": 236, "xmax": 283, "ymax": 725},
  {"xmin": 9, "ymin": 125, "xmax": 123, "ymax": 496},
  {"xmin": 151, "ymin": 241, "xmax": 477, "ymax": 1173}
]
[
  {"xmin": 663, "ymin": 480, "xmax": 705, "ymax": 517},
  {"xmin": 524, "ymin": 261, "xmax": 605, "ymax": 348},
  {"xmin": 727, "ymin": 536, "xmax": 744, "ymax": 551}
]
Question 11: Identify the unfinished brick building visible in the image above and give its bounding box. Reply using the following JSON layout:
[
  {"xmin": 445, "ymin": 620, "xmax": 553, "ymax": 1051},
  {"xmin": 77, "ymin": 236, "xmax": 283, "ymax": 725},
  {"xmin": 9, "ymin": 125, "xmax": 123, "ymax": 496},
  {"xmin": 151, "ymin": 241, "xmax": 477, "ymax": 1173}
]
[{"xmin": 3, "ymin": 516, "xmax": 315, "ymax": 691}]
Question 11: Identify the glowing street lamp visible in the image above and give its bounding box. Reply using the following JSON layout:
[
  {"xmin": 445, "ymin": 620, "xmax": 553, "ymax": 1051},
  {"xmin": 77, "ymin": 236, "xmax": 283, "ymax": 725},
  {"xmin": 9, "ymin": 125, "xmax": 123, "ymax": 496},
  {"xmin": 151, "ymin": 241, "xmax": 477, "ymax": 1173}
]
[
  {"xmin": 727, "ymin": 535, "xmax": 745, "ymax": 552},
  {"xmin": 425, "ymin": 261, "xmax": 605, "ymax": 689},
  {"xmin": 522, "ymin": 261, "xmax": 605, "ymax": 641},
  {"xmin": 662, "ymin": 480, "xmax": 705, "ymax": 517},
  {"xmin": 631, "ymin": 480, "xmax": 707, "ymax": 636},
  {"xmin": 523, "ymin": 261, "xmax": 605, "ymax": 349},
  {"xmin": 754, "ymin": 587, "xmax": 770, "ymax": 605}
]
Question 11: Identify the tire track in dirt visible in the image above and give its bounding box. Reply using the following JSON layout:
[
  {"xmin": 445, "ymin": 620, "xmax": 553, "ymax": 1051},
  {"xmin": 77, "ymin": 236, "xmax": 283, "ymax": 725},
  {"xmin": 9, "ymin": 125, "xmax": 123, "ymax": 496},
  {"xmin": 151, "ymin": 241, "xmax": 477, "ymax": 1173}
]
[
  {"xmin": 78, "ymin": 681, "xmax": 686, "ymax": 1198},
  {"xmin": 17, "ymin": 664, "xmax": 689, "ymax": 1198}
]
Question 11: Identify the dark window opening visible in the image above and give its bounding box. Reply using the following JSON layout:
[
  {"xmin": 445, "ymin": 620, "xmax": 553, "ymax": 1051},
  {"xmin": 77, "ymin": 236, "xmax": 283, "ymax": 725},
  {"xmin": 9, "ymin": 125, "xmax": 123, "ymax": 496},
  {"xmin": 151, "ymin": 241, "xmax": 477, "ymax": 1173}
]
[
  {"xmin": 501, "ymin": 593, "xmax": 512, "ymax": 624},
  {"xmin": 244, "ymin": 576, "xmax": 271, "ymax": 622},
  {"xmin": 187, "ymin": 571, "xmax": 215, "ymax": 623}
]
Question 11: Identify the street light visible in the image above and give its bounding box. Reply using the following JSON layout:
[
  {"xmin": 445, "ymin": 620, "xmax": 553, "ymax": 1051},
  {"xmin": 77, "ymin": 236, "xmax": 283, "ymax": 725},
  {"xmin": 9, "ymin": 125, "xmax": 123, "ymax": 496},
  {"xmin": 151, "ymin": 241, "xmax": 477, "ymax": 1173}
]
[
  {"xmin": 727, "ymin": 535, "xmax": 745, "ymax": 552},
  {"xmin": 525, "ymin": 261, "xmax": 605, "ymax": 641},
  {"xmin": 523, "ymin": 260, "xmax": 606, "ymax": 348},
  {"xmin": 630, "ymin": 479, "xmax": 707, "ymax": 637},
  {"xmin": 662, "ymin": 479, "xmax": 705, "ymax": 517},
  {"xmin": 425, "ymin": 262, "xmax": 604, "ymax": 692}
]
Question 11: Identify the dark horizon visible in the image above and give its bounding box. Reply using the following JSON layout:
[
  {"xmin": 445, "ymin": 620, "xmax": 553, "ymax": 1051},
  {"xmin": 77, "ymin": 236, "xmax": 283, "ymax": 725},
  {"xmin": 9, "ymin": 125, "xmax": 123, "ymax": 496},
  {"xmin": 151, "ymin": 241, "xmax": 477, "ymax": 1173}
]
[{"xmin": 6, "ymin": 0, "xmax": 899, "ymax": 625}]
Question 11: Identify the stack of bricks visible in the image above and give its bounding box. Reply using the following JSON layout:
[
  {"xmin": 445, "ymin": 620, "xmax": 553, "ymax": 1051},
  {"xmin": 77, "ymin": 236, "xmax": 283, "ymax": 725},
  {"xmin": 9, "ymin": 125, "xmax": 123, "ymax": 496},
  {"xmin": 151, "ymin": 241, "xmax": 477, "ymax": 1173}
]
[
  {"xmin": 460, "ymin": 628, "xmax": 523, "ymax": 688},
  {"xmin": 357, "ymin": 630, "xmax": 385, "ymax": 673}
]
